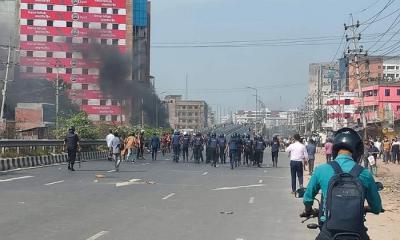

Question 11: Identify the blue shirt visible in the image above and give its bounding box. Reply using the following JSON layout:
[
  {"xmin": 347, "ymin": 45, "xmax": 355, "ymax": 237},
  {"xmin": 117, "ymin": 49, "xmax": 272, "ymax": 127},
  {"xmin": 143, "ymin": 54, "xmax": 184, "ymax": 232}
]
[
  {"xmin": 150, "ymin": 136, "xmax": 160, "ymax": 149},
  {"xmin": 304, "ymin": 154, "xmax": 382, "ymax": 221}
]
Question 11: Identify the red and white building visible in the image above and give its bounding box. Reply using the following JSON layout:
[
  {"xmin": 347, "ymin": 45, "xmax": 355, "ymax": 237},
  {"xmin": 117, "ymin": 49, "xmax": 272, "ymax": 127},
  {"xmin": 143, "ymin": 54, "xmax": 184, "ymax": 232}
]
[
  {"xmin": 323, "ymin": 92, "xmax": 358, "ymax": 131},
  {"xmin": 19, "ymin": 0, "xmax": 129, "ymax": 123}
]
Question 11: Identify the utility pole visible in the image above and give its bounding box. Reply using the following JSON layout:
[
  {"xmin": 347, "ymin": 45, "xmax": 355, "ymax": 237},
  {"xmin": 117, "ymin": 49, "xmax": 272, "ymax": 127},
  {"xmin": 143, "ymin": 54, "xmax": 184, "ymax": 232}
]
[
  {"xmin": 141, "ymin": 98, "xmax": 144, "ymax": 128},
  {"xmin": 0, "ymin": 42, "xmax": 12, "ymax": 120},
  {"xmin": 345, "ymin": 17, "xmax": 367, "ymax": 138},
  {"xmin": 55, "ymin": 60, "xmax": 60, "ymax": 129}
]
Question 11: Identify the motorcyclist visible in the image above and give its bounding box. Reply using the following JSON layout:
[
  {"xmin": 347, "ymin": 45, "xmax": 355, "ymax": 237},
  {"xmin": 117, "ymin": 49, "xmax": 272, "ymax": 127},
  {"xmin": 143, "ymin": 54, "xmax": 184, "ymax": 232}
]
[{"xmin": 301, "ymin": 128, "xmax": 382, "ymax": 240}]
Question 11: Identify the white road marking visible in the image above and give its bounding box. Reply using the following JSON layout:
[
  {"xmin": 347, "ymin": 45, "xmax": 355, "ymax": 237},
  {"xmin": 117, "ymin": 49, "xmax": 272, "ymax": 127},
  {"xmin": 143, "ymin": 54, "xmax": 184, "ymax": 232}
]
[
  {"xmin": 212, "ymin": 184, "xmax": 265, "ymax": 191},
  {"xmin": 86, "ymin": 231, "xmax": 109, "ymax": 240},
  {"xmin": 202, "ymin": 171, "xmax": 208, "ymax": 175},
  {"xmin": 115, "ymin": 179, "xmax": 142, "ymax": 187},
  {"xmin": 162, "ymin": 193, "xmax": 175, "ymax": 200},
  {"xmin": 258, "ymin": 180, "xmax": 263, "ymax": 184},
  {"xmin": 0, "ymin": 175, "xmax": 34, "ymax": 183},
  {"xmin": 44, "ymin": 180, "xmax": 64, "ymax": 186},
  {"xmin": 107, "ymin": 170, "xmax": 116, "ymax": 173},
  {"xmin": 142, "ymin": 163, "xmax": 150, "ymax": 165},
  {"xmin": 236, "ymin": 238, "xmax": 244, "ymax": 240},
  {"xmin": 249, "ymin": 197, "xmax": 255, "ymax": 204}
]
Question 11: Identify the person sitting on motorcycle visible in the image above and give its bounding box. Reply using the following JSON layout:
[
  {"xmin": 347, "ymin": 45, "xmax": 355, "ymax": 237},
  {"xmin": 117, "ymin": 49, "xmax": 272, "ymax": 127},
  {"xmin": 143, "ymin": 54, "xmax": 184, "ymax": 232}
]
[{"xmin": 301, "ymin": 128, "xmax": 382, "ymax": 240}]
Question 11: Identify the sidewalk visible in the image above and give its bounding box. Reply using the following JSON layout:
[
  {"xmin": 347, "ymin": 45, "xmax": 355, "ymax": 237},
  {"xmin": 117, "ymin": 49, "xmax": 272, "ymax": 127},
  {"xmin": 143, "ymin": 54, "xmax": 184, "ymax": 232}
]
[{"xmin": 304, "ymin": 151, "xmax": 400, "ymax": 239}]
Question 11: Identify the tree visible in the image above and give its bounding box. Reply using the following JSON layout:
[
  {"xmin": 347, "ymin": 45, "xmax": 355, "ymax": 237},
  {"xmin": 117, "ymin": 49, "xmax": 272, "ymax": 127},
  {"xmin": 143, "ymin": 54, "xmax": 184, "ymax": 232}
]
[{"xmin": 53, "ymin": 112, "xmax": 99, "ymax": 139}]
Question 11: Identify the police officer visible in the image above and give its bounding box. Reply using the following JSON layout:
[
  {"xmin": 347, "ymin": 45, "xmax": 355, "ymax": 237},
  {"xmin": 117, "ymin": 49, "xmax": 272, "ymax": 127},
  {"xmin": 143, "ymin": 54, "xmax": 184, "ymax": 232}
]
[
  {"xmin": 218, "ymin": 134, "xmax": 227, "ymax": 164},
  {"xmin": 236, "ymin": 134, "xmax": 244, "ymax": 166},
  {"xmin": 193, "ymin": 132, "xmax": 203, "ymax": 164},
  {"xmin": 208, "ymin": 133, "xmax": 219, "ymax": 167},
  {"xmin": 171, "ymin": 130, "xmax": 181, "ymax": 162},
  {"xmin": 205, "ymin": 132, "xmax": 211, "ymax": 164},
  {"xmin": 64, "ymin": 126, "xmax": 80, "ymax": 171},
  {"xmin": 301, "ymin": 128, "xmax": 382, "ymax": 240},
  {"xmin": 254, "ymin": 135, "xmax": 266, "ymax": 167},
  {"xmin": 182, "ymin": 132, "xmax": 190, "ymax": 162},
  {"xmin": 228, "ymin": 133, "xmax": 238, "ymax": 169},
  {"xmin": 243, "ymin": 134, "xmax": 254, "ymax": 166},
  {"xmin": 271, "ymin": 136, "xmax": 280, "ymax": 167}
]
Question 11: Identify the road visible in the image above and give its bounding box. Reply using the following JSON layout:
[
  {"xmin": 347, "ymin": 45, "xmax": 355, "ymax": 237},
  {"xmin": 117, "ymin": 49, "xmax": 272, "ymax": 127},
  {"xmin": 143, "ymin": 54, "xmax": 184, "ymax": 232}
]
[{"xmin": 0, "ymin": 151, "xmax": 315, "ymax": 240}]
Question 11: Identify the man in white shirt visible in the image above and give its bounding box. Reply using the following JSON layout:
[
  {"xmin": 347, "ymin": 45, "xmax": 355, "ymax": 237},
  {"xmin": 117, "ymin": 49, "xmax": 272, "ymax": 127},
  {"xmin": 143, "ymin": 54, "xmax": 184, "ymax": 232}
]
[
  {"xmin": 111, "ymin": 132, "xmax": 122, "ymax": 171},
  {"xmin": 106, "ymin": 130, "xmax": 114, "ymax": 161},
  {"xmin": 286, "ymin": 134, "xmax": 308, "ymax": 194}
]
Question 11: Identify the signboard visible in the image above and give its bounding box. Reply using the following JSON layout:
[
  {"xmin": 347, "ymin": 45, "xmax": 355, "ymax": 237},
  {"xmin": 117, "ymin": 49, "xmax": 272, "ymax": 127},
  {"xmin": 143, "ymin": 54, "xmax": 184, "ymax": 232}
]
[
  {"xmin": 68, "ymin": 89, "xmax": 104, "ymax": 99},
  {"xmin": 21, "ymin": 26, "xmax": 126, "ymax": 39},
  {"xmin": 21, "ymin": 0, "xmax": 126, "ymax": 8},
  {"xmin": 20, "ymin": 72, "xmax": 99, "ymax": 84},
  {"xmin": 21, "ymin": 10, "xmax": 126, "ymax": 23},
  {"xmin": 80, "ymin": 105, "xmax": 122, "ymax": 115},
  {"xmin": 20, "ymin": 57, "xmax": 98, "ymax": 68},
  {"xmin": 20, "ymin": 41, "xmax": 126, "ymax": 53}
]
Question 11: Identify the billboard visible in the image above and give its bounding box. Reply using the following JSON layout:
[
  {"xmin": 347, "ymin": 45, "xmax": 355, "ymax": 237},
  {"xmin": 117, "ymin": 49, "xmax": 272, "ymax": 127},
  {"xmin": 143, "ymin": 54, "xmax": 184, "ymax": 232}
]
[{"xmin": 133, "ymin": 0, "xmax": 147, "ymax": 27}]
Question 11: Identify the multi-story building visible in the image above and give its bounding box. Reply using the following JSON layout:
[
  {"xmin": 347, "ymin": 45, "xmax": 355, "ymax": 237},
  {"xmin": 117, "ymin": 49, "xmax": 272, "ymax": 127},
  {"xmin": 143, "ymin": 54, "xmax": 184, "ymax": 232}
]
[
  {"xmin": 323, "ymin": 92, "xmax": 358, "ymax": 131},
  {"xmin": 16, "ymin": 0, "xmax": 151, "ymax": 124},
  {"xmin": 164, "ymin": 95, "xmax": 208, "ymax": 130}
]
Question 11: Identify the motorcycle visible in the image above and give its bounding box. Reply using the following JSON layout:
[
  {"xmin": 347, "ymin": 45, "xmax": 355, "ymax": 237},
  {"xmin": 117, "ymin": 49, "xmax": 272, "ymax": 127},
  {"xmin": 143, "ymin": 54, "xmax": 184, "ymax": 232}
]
[{"xmin": 297, "ymin": 182, "xmax": 384, "ymax": 240}]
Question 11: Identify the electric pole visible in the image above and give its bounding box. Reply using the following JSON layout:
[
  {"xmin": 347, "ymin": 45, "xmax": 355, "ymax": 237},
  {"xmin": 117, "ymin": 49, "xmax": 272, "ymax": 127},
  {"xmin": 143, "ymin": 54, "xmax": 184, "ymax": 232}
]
[
  {"xmin": 345, "ymin": 17, "xmax": 367, "ymax": 138},
  {"xmin": 0, "ymin": 42, "xmax": 12, "ymax": 121},
  {"xmin": 55, "ymin": 60, "xmax": 61, "ymax": 129}
]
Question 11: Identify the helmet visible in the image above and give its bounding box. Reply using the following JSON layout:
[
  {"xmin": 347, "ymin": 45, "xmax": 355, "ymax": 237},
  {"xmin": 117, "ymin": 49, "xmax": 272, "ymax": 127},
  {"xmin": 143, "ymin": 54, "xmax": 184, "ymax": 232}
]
[
  {"xmin": 212, "ymin": 132, "xmax": 216, "ymax": 138},
  {"xmin": 332, "ymin": 128, "xmax": 364, "ymax": 162},
  {"xmin": 183, "ymin": 131, "xmax": 188, "ymax": 136}
]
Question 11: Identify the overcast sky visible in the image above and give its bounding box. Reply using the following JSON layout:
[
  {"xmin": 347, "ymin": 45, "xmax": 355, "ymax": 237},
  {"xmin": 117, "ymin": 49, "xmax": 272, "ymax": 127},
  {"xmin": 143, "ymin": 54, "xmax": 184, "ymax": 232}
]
[{"xmin": 151, "ymin": 0, "xmax": 395, "ymax": 113}]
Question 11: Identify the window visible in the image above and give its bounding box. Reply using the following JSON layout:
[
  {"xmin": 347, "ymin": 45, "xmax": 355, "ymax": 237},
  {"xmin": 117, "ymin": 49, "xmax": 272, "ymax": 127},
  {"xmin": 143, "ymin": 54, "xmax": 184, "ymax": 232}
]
[
  {"xmin": 383, "ymin": 66, "xmax": 386, "ymax": 69},
  {"xmin": 83, "ymin": 22, "xmax": 89, "ymax": 28},
  {"xmin": 111, "ymin": 100, "xmax": 119, "ymax": 106},
  {"xmin": 101, "ymin": 8, "xmax": 107, "ymax": 14},
  {"xmin": 66, "ymin": 68, "xmax": 72, "ymax": 74},
  {"xmin": 397, "ymin": 74, "xmax": 399, "ymax": 78},
  {"xmin": 26, "ymin": 67, "xmax": 33, "ymax": 73},
  {"xmin": 100, "ymin": 115, "xmax": 106, "ymax": 121},
  {"xmin": 387, "ymin": 66, "xmax": 396, "ymax": 70},
  {"xmin": 397, "ymin": 66, "xmax": 400, "ymax": 70},
  {"xmin": 81, "ymin": 99, "xmax": 88, "ymax": 105},
  {"xmin": 82, "ymin": 69, "xmax": 89, "ymax": 75},
  {"xmin": 101, "ymin": 39, "xmax": 107, "ymax": 45},
  {"xmin": 66, "ymin": 22, "xmax": 72, "ymax": 27},
  {"xmin": 111, "ymin": 115, "xmax": 118, "ymax": 121},
  {"xmin": 385, "ymin": 89, "xmax": 391, "ymax": 96},
  {"xmin": 46, "ymin": 36, "xmax": 53, "ymax": 42},
  {"xmin": 67, "ymin": 6, "xmax": 73, "ymax": 11},
  {"xmin": 47, "ymin": 20, "xmax": 53, "ymax": 26},
  {"xmin": 112, "ymin": 39, "xmax": 118, "ymax": 45},
  {"xmin": 27, "ymin": 35, "xmax": 33, "ymax": 41},
  {"xmin": 46, "ymin": 52, "xmax": 53, "ymax": 58},
  {"xmin": 83, "ymin": 7, "xmax": 89, "ymax": 12},
  {"xmin": 100, "ymin": 99, "xmax": 107, "ymax": 106},
  {"xmin": 113, "ymin": 9, "xmax": 118, "ymax": 14},
  {"xmin": 27, "ymin": 19, "xmax": 33, "ymax": 26},
  {"xmin": 373, "ymin": 90, "xmax": 378, "ymax": 96},
  {"xmin": 397, "ymin": 105, "xmax": 400, "ymax": 111},
  {"xmin": 46, "ymin": 67, "xmax": 52, "ymax": 73},
  {"xmin": 66, "ymin": 52, "xmax": 72, "ymax": 58},
  {"xmin": 378, "ymin": 66, "xmax": 381, "ymax": 69},
  {"xmin": 47, "ymin": 5, "xmax": 53, "ymax": 10},
  {"xmin": 83, "ymin": 38, "xmax": 89, "ymax": 44},
  {"xmin": 66, "ymin": 37, "xmax": 72, "ymax": 43},
  {"xmin": 82, "ymin": 84, "xmax": 88, "ymax": 90},
  {"xmin": 397, "ymin": 89, "xmax": 400, "ymax": 96},
  {"xmin": 112, "ymin": 24, "xmax": 118, "ymax": 30},
  {"xmin": 378, "ymin": 73, "xmax": 382, "ymax": 77},
  {"xmin": 344, "ymin": 99, "xmax": 351, "ymax": 105},
  {"xmin": 28, "ymin": 4, "xmax": 34, "ymax": 9},
  {"xmin": 27, "ymin": 51, "xmax": 33, "ymax": 57},
  {"xmin": 101, "ymin": 23, "xmax": 107, "ymax": 29}
]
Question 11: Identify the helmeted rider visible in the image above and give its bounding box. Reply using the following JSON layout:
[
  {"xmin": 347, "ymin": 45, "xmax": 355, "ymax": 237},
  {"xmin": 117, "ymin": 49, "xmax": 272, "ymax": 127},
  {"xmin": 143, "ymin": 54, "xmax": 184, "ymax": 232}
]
[{"xmin": 301, "ymin": 128, "xmax": 382, "ymax": 240}]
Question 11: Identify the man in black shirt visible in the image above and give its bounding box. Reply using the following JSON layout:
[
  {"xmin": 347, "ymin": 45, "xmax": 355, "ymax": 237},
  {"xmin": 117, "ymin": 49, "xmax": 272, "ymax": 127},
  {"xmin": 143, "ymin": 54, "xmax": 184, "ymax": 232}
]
[{"xmin": 64, "ymin": 126, "xmax": 80, "ymax": 171}]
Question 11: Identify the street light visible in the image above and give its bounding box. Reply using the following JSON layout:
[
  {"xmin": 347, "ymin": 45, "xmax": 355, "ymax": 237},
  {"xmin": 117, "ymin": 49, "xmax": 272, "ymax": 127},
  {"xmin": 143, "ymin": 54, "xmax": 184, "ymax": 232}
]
[{"xmin": 246, "ymin": 86, "xmax": 258, "ymax": 133}]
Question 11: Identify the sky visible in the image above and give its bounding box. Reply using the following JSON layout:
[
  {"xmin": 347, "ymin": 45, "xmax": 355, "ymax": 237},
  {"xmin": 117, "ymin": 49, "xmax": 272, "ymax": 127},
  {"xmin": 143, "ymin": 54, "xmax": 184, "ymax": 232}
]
[{"xmin": 150, "ymin": 0, "xmax": 396, "ymax": 113}]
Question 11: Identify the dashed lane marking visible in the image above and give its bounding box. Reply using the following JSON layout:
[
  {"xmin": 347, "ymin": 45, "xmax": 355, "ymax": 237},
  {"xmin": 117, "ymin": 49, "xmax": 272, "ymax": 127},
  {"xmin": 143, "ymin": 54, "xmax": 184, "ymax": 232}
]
[
  {"xmin": 249, "ymin": 197, "xmax": 255, "ymax": 204},
  {"xmin": 107, "ymin": 170, "xmax": 116, "ymax": 173},
  {"xmin": 44, "ymin": 180, "xmax": 64, "ymax": 186},
  {"xmin": 258, "ymin": 180, "xmax": 263, "ymax": 184},
  {"xmin": 115, "ymin": 179, "xmax": 142, "ymax": 187},
  {"xmin": 86, "ymin": 231, "xmax": 109, "ymax": 240},
  {"xmin": 162, "ymin": 193, "xmax": 175, "ymax": 200},
  {"xmin": 212, "ymin": 184, "xmax": 265, "ymax": 191},
  {"xmin": 0, "ymin": 175, "xmax": 34, "ymax": 183},
  {"xmin": 202, "ymin": 171, "xmax": 208, "ymax": 175}
]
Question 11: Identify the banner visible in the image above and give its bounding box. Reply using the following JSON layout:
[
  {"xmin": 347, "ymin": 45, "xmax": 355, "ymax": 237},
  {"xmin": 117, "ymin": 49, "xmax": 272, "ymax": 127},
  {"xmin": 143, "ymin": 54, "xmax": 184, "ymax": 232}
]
[
  {"xmin": 20, "ymin": 57, "xmax": 98, "ymax": 68},
  {"xmin": 21, "ymin": 26, "xmax": 126, "ymax": 38},
  {"xmin": 80, "ymin": 105, "xmax": 122, "ymax": 115},
  {"xmin": 21, "ymin": 10, "xmax": 126, "ymax": 24},
  {"xmin": 20, "ymin": 41, "xmax": 127, "ymax": 53},
  {"xmin": 68, "ymin": 89, "xmax": 104, "ymax": 99},
  {"xmin": 20, "ymin": 72, "xmax": 99, "ymax": 84},
  {"xmin": 21, "ymin": 0, "xmax": 126, "ymax": 8}
]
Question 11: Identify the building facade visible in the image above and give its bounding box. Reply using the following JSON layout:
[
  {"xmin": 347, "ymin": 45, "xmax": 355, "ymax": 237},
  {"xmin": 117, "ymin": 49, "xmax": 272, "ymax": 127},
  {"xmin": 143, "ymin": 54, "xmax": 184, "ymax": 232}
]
[
  {"xmin": 323, "ymin": 92, "xmax": 358, "ymax": 131},
  {"xmin": 17, "ymin": 0, "xmax": 151, "ymax": 124},
  {"xmin": 165, "ymin": 95, "xmax": 208, "ymax": 130}
]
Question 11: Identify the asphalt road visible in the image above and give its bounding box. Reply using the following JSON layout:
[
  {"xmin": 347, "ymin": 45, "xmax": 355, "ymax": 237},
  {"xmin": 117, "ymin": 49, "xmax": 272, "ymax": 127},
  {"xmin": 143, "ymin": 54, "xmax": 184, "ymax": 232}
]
[{"xmin": 0, "ymin": 151, "xmax": 315, "ymax": 240}]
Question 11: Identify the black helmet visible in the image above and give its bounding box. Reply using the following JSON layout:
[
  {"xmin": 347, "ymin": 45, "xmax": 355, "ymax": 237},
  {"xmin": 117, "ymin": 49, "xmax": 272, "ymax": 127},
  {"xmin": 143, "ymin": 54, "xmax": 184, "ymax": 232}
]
[
  {"xmin": 211, "ymin": 132, "xmax": 216, "ymax": 138},
  {"xmin": 332, "ymin": 128, "xmax": 364, "ymax": 162}
]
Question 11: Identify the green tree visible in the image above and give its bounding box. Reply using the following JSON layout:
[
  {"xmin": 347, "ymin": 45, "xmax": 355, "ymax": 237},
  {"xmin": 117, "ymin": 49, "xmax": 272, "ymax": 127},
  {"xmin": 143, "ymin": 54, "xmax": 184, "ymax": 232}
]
[{"xmin": 53, "ymin": 112, "xmax": 99, "ymax": 139}]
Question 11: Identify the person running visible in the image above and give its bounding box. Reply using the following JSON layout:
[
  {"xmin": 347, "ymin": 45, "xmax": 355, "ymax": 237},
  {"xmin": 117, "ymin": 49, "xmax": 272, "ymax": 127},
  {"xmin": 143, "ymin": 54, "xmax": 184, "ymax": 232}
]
[
  {"xmin": 106, "ymin": 130, "xmax": 114, "ymax": 161},
  {"xmin": 150, "ymin": 133, "xmax": 160, "ymax": 161},
  {"xmin": 271, "ymin": 136, "xmax": 280, "ymax": 167},
  {"xmin": 111, "ymin": 132, "xmax": 122, "ymax": 172},
  {"xmin": 306, "ymin": 138, "xmax": 317, "ymax": 175},
  {"xmin": 286, "ymin": 134, "xmax": 308, "ymax": 194},
  {"xmin": 324, "ymin": 138, "xmax": 333, "ymax": 162},
  {"xmin": 124, "ymin": 132, "xmax": 136, "ymax": 162},
  {"xmin": 64, "ymin": 126, "xmax": 80, "ymax": 171}
]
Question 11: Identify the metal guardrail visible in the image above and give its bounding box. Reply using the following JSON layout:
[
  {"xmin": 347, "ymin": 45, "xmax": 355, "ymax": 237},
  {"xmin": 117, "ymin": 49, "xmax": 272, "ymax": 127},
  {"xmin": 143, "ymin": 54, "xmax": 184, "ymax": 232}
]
[{"xmin": 0, "ymin": 139, "xmax": 106, "ymax": 148}]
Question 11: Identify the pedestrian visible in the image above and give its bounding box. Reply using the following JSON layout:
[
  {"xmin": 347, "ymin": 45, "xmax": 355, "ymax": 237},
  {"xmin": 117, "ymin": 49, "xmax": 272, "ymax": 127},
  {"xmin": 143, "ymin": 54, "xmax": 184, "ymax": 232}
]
[
  {"xmin": 218, "ymin": 133, "xmax": 227, "ymax": 164},
  {"xmin": 150, "ymin": 132, "xmax": 160, "ymax": 161},
  {"xmin": 136, "ymin": 130, "xmax": 145, "ymax": 160},
  {"xmin": 271, "ymin": 136, "xmax": 280, "ymax": 167},
  {"xmin": 324, "ymin": 138, "xmax": 333, "ymax": 162},
  {"xmin": 63, "ymin": 126, "xmax": 80, "ymax": 171},
  {"xmin": 228, "ymin": 133, "xmax": 238, "ymax": 169},
  {"xmin": 254, "ymin": 136, "xmax": 266, "ymax": 168},
  {"xmin": 208, "ymin": 133, "xmax": 219, "ymax": 167},
  {"xmin": 111, "ymin": 132, "xmax": 122, "ymax": 171},
  {"xmin": 285, "ymin": 133, "xmax": 308, "ymax": 194},
  {"xmin": 374, "ymin": 138, "xmax": 382, "ymax": 159},
  {"xmin": 391, "ymin": 138, "xmax": 400, "ymax": 164},
  {"xmin": 106, "ymin": 129, "xmax": 114, "ymax": 161},
  {"xmin": 171, "ymin": 130, "xmax": 181, "ymax": 162},
  {"xmin": 193, "ymin": 132, "xmax": 203, "ymax": 163},
  {"xmin": 306, "ymin": 139, "xmax": 316, "ymax": 175},
  {"xmin": 124, "ymin": 132, "xmax": 136, "ymax": 162},
  {"xmin": 182, "ymin": 132, "xmax": 190, "ymax": 162},
  {"xmin": 205, "ymin": 133, "xmax": 211, "ymax": 164},
  {"xmin": 243, "ymin": 134, "xmax": 254, "ymax": 166},
  {"xmin": 382, "ymin": 136, "xmax": 391, "ymax": 164}
]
